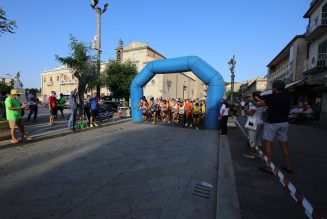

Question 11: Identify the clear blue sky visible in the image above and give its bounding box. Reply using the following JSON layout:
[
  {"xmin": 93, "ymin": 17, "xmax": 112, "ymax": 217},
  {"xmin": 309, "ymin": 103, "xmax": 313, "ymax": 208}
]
[{"xmin": 0, "ymin": 0, "xmax": 310, "ymax": 88}]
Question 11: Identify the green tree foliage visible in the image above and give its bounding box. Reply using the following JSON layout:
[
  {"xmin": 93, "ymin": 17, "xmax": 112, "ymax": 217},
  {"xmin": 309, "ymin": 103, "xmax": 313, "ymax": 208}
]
[
  {"xmin": 25, "ymin": 88, "xmax": 40, "ymax": 94},
  {"xmin": 0, "ymin": 7, "xmax": 16, "ymax": 36},
  {"xmin": 55, "ymin": 35, "xmax": 97, "ymax": 104},
  {"xmin": 103, "ymin": 61, "xmax": 137, "ymax": 100},
  {"xmin": 0, "ymin": 82, "xmax": 12, "ymax": 95}
]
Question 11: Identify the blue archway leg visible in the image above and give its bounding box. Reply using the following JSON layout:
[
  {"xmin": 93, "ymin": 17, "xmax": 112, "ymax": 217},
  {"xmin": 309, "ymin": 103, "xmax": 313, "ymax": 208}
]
[
  {"xmin": 131, "ymin": 86, "xmax": 143, "ymax": 122},
  {"xmin": 204, "ymin": 85, "xmax": 224, "ymax": 129}
]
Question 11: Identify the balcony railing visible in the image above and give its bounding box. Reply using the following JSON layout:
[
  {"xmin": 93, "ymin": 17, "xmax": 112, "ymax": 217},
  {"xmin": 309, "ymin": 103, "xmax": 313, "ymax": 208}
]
[
  {"xmin": 304, "ymin": 53, "xmax": 327, "ymax": 73},
  {"xmin": 45, "ymin": 81, "xmax": 53, "ymax": 86},
  {"xmin": 317, "ymin": 53, "xmax": 327, "ymax": 67},
  {"xmin": 268, "ymin": 63, "xmax": 291, "ymax": 82},
  {"xmin": 60, "ymin": 79, "xmax": 77, "ymax": 85},
  {"xmin": 307, "ymin": 12, "xmax": 327, "ymax": 34}
]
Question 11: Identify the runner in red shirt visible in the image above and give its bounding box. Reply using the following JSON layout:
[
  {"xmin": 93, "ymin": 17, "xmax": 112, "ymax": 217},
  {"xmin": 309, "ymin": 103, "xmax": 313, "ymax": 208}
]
[
  {"xmin": 185, "ymin": 99, "xmax": 193, "ymax": 127},
  {"xmin": 48, "ymin": 91, "xmax": 57, "ymax": 125}
]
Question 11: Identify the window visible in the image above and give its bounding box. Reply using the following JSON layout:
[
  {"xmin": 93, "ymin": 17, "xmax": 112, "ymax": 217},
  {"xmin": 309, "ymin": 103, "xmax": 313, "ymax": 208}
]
[
  {"xmin": 322, "ymin": 3, "xmax": 327, "ymax": 25},
  {"xmin": 50, "ymin": 77, "xmax": 52, "ymax": 82},
  {"xmin": 64, "ymin": 75, "xmax": 67, "ymax": 80},
  {"xmin": 57, "ymin": 76, "xmax": 59, "ymax": 81},
  {"xmin": 318, "ymin": 39, "xmax": 327, "ymax": 67},
  {"xmin": 43, "ymin": 77, "xmax": 46, "ymax": 82}
]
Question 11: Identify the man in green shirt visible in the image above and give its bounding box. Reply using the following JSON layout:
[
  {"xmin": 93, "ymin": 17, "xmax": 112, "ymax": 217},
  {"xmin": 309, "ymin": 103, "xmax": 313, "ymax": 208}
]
[
  {"xmin": 5, "ymin": 89, "xmax": 31, "ymax": 143},
  {"xmin": 58, "ymin": 93, "xmax": 66, "ymax": 119}
]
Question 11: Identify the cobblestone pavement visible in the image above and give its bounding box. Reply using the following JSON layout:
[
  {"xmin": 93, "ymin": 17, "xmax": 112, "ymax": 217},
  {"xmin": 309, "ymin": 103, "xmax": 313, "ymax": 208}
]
[{"xmin": 0, "ymin": 121, "xmax": 219, "ymax": 219}]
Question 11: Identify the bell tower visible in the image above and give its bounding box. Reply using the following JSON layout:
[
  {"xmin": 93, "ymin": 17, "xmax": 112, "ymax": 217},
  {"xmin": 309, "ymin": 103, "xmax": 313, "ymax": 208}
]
[{"xmin": 115, "ymin": 38, "xmax": 124, "ymax": 63}]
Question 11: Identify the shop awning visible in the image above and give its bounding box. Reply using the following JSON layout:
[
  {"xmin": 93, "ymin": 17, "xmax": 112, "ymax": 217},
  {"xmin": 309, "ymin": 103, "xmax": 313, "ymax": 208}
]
[{"xmin": 260, "ymin": 77, "xmax": 310, "ymax": 96}]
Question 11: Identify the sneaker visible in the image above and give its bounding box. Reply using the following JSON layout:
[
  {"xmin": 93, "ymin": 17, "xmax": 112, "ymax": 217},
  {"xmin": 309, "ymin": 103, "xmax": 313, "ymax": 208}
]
[
  {"xmin": 152, "ymin": 121, "xmax": 155, "ymax": 125},
  {"xmin": 93, "ymin": 123, "xmax": 99, "ymax": 127},
  {"xmin": 190, "ymin": 124, "xmax": 193, "ymax": 128},
  {"xmin": 185, "ymin": 123, "xmax": 188, "ymax": 127},
  {"xmin": 23, "ymin": 135, "xmax": 32, "ymax": 141},
  {"xmin": 90, "ymin": 123, "xmax": 94, "ymax": 128},
  {"xmin": 196, "ymin": 127, "xmax": 199, "ymax": 131},
  {"xmin": 11, "ymin": 138, "xmax": 20, "ymax": 143}
]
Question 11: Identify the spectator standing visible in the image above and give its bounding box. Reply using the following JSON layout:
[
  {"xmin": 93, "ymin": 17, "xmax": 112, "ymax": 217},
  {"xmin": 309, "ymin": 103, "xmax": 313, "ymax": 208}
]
[
  {"xmin": 241, "ymin": 99, "xmax": 245, "ymax": 116},
  {"xmin": 89, "ymin": 91, "xmax": 99, "ymax": 127},
  {"xmin": 84, "ymin": 95, "xmax": 91, "ymax": 126},
  {"xmin": 57, "ymin": 93, "xmax": 66, "ymax": 119},
  {"xmin": 48, "ymin": 91, "xmax": 57, "ymax": 125},
  {"xmin": 68, "ymin": 89, "xmax": 78, "ymax": 130},
  {"xmin": 219, "ymin": 96, "xmax": 229, "ymax": 135},
  {"xmin": 253, "ymin": 80, "xmax": 293, "ymax": 174},
  {"xmin": 5, "ymin": 89, "xmax": 32, "ymax": 143},
  {"xmin": 26, "ymin": 90, "xmax": 39, "ymax": 122},
  {"xmin": 244, "ymin": 91, "xmax": 265, "ymax": 158}
]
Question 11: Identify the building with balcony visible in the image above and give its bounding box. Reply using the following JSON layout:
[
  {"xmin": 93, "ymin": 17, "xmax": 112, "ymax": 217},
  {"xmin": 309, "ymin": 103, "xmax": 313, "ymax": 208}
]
[
  {"xmin": 303, "ymin": 0, "xmax": 327, "ymax": 123},
  {"xmin": 267, "ymin": 35, "xmax": 307, "ymax": 89},
  {"xmin": 40, "ymin": 63, "xmax": 109, "ymax": 100}
]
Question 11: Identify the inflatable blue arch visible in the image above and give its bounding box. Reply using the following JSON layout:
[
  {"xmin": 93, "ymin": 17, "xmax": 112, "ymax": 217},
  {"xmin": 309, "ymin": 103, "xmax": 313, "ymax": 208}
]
[{"xmin": 130, "ymin": 56, "xmax": 225, "ymax": 129}]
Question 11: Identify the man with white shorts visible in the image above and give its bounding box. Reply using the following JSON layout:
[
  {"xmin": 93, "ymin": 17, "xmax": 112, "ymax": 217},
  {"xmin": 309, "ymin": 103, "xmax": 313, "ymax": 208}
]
[{"xmin": 253, "ymin": 80, "xmax": 293, "ymax": 174}]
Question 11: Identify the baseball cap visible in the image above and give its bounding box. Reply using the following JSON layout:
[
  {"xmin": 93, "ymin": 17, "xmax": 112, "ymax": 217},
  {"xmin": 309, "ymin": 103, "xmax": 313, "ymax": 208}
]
[{"xmin": 10, "ymin": 89, "xmax": 22, "ymax": 95}]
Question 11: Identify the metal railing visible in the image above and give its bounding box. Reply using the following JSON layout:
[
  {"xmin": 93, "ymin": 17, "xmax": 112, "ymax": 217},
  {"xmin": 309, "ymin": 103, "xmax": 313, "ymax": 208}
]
[
  {"xmin": 307, "ymin": 12, "xmax": 327, "ymax": 34},
  {"xmin": 268, "ymin": 63, "xmax": 291, "ymax": 82},
  {"xmin": 317, "ymin": 53, "xmax": 327, "ymax": 67},
  {"xmin": 60, "ymin": 79, "xmax": 77, "ymax": 85}
]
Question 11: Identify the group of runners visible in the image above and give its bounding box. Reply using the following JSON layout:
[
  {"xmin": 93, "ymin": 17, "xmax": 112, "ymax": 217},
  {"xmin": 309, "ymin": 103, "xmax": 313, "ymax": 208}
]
[{"xmin": 137, "ymin": 96, "xmax": 206, "ymax": 130}]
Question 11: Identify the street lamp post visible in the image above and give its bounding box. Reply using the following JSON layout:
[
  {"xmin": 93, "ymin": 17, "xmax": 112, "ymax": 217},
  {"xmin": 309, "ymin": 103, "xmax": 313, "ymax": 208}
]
[
  {"xmin": 228, "ymin": 55, "xmax": 236, "ymax": 103},
  {"xmin": 90, "ymin": 0, "xmax": 108, "ymax": 96}
]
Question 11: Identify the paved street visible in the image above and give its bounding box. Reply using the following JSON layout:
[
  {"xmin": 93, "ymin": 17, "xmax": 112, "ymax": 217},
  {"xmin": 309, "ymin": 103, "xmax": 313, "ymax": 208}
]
[
  {"xmin": 229, "ymin": 117, "xmax": 327, "ymax": 219},
  {"xmin": 0, "ymin": 121, "xmax": 219, "ymax": 219},
  {"xmin": 0, "ymin": 105, "xmax": 122, "ymax": 144}
]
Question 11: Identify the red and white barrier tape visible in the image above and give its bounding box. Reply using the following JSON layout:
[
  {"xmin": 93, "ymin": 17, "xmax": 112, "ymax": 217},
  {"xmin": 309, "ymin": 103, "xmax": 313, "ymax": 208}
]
[{"xmin": 234, "ymin": 118, "xmax": 324, "ymax": 219}]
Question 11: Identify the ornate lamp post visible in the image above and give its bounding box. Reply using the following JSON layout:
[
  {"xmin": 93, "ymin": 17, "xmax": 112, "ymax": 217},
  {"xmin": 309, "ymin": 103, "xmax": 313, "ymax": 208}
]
[
  {"xmin": 228, "ymin": 55, "xmax": 236, "ymax": 103},
  {"xmin": 90, "ymin": 0, "xmax": 109, "ymax": 96}
]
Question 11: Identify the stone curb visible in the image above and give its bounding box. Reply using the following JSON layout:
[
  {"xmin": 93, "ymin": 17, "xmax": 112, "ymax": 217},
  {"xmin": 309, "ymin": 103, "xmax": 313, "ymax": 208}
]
[
  {"xmin": 0, "ymin": 118, "xmax": 132, "ymax": 150},
  {"xmin": 216, "ymin": 135, "xmax": 241, "ymax": 219}
]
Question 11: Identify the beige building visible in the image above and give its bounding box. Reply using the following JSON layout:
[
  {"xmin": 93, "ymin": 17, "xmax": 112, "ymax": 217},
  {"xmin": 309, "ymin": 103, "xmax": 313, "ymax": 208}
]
[
  {"xmin": 247, "ymin": 77, "xmax": 268, "ymax": 94},
  {"xmin": 225, "ymin": 83, "xmax": 241, "ymax": 93},
  {"xmin": 267, "ymin": 35, "xmax": 307, "ymax": 89},
  {"xmin": 41, "ymin": 40, "xmax": 206, "ymax": 101},
  {"xmin": 117, "ymin": 41, "xmax": 206, "ymax": 100},
  {"xmin": 40, "ymin": 63, "xmax": 109, "ymax": 102}
]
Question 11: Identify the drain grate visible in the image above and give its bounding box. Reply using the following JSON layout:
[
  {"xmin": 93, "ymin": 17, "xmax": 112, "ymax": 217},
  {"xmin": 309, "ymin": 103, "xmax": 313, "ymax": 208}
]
[{"xmin": 193, "ymin": 183, "xmax": 211, "ymax": 199}]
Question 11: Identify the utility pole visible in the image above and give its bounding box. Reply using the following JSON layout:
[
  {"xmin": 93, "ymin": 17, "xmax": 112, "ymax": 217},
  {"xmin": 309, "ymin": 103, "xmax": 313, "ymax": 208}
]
[
  {"xmin": 91, "ymin": 0, "xmax": 108, "ymax": 96},
  {"xmin": 228, "ymin": 55, "xmax": 236, "ymax": 103}
]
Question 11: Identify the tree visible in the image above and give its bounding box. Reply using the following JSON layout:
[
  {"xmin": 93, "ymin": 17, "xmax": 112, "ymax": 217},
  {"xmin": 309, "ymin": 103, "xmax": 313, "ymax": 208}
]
[
  {"xmin": 55, "ymin": 35, "xmax": 97, "ymax": 104},
  {"xmin": 103, "ymin": 61, "xmax": 137, "ymax": 100},
  {"xmin": 0, "ymin": 7, "xmax": 16, "ymax": 36},
  {"xmin": 0, "ymin": 82, "xmax": 12, "ymax": 95}
]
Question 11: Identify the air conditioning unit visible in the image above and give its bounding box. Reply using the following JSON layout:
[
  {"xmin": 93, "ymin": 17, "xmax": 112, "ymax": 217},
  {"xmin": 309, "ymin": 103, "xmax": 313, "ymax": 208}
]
[{"xmin": 311, "ymin": 55, "xmax": 317, "ymax": 68}]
